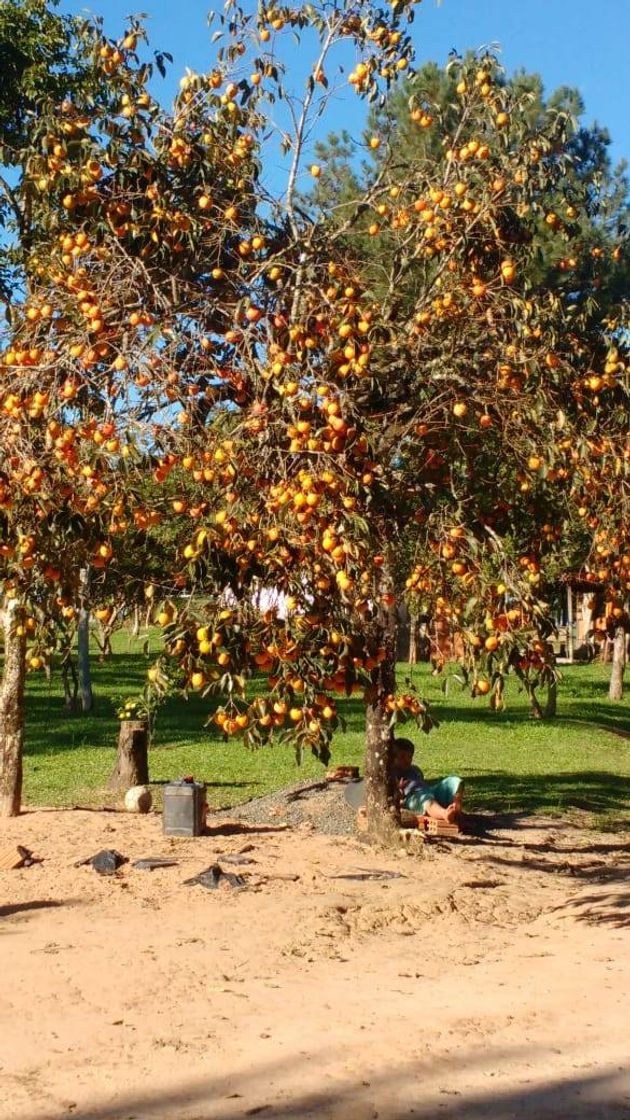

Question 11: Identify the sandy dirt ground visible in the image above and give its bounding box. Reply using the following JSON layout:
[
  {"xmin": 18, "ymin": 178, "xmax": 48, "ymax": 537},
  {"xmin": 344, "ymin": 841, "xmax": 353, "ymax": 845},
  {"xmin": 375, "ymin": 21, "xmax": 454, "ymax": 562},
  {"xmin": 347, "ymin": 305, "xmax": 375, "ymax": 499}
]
[{"xmin": 1, "ymin": 801, "xmax": 629, "ymax": 1120}]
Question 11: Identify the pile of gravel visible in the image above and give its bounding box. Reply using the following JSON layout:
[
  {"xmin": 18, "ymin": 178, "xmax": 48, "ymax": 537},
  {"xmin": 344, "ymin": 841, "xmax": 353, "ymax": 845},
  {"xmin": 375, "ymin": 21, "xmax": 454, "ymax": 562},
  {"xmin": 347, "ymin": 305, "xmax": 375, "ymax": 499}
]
[{"xmin": 215, "ymin": 777, "xmax": 359, "ymax": 836}]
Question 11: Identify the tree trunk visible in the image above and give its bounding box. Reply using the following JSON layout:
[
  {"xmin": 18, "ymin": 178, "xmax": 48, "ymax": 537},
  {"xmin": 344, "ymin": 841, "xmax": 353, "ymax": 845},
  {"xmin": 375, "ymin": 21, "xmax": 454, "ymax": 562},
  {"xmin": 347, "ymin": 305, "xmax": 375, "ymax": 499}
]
[
  {"xmin": 109, "ymin": 720, "xmax": 149, "ymax": 790},
  {"xmin": 0, "ymin": 602, "xmax": 27, "ymax": 817},
  {"xmin": 364, "ymin": 586, "xmax": 399, "ymax": 841},
  {"xmin": 95, "ymin": 601, "xmax": 122, "ymax": 661},
  {"xmin": 544, "ymin": 677, "xmax": 557, "ymax": 719},
  {"xmin": 566, "ymin": 585, "xmax": 575, "ymax": 662},
  {"xmin": 544, "ymin": 651, "xmax": 558, "ymax": 719},
  {"xmin": 608, "ymin": 626, "xmax": 626, "ymax": 701},
  {"xmin": 529, "ymin": 687, "xmax": 543, "ymax": 720},
  {"xmin": 61, "ymin": 656, "xmax": 79, "ymax": 711},
  {"xmin": 408, "ymin": 610, "xmax": 419, "ymax": 665},
  {"xmin": 77, "ymin": 567, "xmax": 93, "ymax": 712},
  {"xmin": 514, "ymin": 664, "xmax": 543, "ymax": 719}
]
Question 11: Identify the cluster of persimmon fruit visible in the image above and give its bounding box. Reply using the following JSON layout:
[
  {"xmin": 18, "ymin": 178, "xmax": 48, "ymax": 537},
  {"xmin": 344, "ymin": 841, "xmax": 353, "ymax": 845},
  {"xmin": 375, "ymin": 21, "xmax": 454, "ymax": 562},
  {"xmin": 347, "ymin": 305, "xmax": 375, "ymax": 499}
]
[
  {"xmin": 254, "ymin": 2, "xmax": 416, "ymax": 91},
  {"xmin": 404, "ymin": 525, "xmax": 559, "ymax": 696},
  {"xmin": 144, "ymin": 594, "xmax": 390, "ymax": 751}
]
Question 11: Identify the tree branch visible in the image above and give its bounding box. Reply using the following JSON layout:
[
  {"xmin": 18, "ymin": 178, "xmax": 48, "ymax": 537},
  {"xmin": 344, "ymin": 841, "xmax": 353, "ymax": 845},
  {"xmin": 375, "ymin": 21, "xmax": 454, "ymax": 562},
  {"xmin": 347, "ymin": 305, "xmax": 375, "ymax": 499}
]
[{"xmin": 0, "ymin": 171, "xmax": 26, "ymax": 238}]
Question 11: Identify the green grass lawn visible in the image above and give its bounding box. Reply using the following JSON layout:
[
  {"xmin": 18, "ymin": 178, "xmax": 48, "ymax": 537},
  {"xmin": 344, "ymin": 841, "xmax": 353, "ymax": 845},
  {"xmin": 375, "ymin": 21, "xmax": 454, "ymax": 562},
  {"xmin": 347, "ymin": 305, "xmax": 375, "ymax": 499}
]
[{"xmin": 21, "ymin": 630, "xmax": 630, "ymax": 826}]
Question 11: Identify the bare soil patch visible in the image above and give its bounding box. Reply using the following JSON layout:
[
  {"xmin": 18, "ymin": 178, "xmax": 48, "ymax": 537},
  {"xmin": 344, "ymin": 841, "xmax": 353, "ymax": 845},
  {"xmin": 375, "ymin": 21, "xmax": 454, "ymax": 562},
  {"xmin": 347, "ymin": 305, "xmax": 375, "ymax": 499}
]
[{"xmin": 1, "ymin": 785, "xmax": 629, "ymax": 1120}]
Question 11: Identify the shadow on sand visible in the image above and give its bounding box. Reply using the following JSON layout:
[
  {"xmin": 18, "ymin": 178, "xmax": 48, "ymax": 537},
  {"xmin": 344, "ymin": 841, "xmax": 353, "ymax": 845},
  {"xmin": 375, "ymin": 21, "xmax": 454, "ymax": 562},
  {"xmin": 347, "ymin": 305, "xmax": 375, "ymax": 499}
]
[{"xmin": 27, "ymin": 1047, "xmax": 630, "ymax": 1120}]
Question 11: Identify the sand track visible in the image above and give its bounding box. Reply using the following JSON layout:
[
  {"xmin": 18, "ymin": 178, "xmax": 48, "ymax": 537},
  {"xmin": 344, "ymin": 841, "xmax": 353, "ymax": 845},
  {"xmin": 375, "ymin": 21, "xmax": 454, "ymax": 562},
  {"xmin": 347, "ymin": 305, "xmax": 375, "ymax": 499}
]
[{"xmin": 1, "ymin": 803, "xmax": 628, "ymax": 1120}]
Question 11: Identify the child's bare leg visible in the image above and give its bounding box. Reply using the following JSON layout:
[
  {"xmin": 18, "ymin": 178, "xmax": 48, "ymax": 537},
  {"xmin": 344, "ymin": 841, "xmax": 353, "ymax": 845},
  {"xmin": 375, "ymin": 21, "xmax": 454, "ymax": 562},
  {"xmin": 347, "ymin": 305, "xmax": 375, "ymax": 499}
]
[
  {"xmin": 424, "ymin": 799, "xmax": 460, "ymax": 823},
  {"xmin": 424, "ymin": 799, "xmax": 450, "ymax": 821}
]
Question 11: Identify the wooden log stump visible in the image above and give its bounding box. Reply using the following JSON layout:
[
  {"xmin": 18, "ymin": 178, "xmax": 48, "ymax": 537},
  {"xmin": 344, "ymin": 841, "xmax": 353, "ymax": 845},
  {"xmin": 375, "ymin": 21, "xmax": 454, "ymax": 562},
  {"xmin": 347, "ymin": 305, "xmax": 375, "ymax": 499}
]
[{"xmin": 110, "ymin": 720, "xmax": 149, "ymax": 790}]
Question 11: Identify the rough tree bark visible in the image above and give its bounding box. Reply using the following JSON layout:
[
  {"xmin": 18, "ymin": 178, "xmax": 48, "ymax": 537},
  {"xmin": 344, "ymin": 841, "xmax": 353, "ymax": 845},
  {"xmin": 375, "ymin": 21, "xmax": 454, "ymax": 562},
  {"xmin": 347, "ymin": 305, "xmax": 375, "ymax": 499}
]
[
  {"xmin": 0, "ymin": 602, "xmax": 27, "ymax": 817},
  {"xmin": 109, "ymin": 720, "xmax": 149, "ymax": 790},
  {"xmin": 608, "ymin": 625, "xmax": 626, "ymax": 701},
  {"xmin": 364, "ymin": 574, "xmax": 400, "ymax": 841},
  {"xmin": 77, "ymin": 567, "xmax": 93, "ymax": 712}
]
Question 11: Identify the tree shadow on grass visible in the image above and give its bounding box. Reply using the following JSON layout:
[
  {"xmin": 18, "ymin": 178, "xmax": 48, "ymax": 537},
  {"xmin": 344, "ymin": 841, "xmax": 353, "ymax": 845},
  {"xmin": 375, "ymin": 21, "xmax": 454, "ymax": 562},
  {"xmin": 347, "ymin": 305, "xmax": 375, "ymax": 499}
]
[
  {"xmin": 26, "ymin": 658, "xmax": 311, "ymax": 756},
  {"xmin": 462, "ymin": 770, "xmax": 630, "ymax": 818},
  {"xmin": 560, "ymin": 667, "xmax": 619, "ymax": 699},
  {"xmin": 565, "ymin": 715, "xmax": 630, "ymax": 739},
  {"xmin": 24, "ymin": 697, "xmax": 120, "ymax": 754},
  {"xmin": 431, "ymin": 703, "xmax": 536, "ymax": 726},
  {"xmin": 24, "ymin": 659, "xmax": 224, "ymax": 756},
  {"xmin": 425, "ymin": 702, "xmax": 630, "ymax": 734}
]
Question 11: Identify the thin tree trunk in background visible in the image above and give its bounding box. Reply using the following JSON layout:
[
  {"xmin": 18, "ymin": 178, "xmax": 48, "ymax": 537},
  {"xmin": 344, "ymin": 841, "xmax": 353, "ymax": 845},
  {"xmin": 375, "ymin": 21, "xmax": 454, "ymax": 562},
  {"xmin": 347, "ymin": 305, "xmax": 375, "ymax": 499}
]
[
  {"xmin": 544, "ymin": 651, "xmax": 558, "ymax": 719},
  {"xmin": 408, "ymin": 610, "xmax": 419, "ymax": 664},
  {"xmin": 579, "ymin": 594, "xmax": 593, "ymax": 658},
  {"xmin": 95, "ymin": 626, "xmax": 113, "ymax": 660},
  {"xmin": 77, "ymin": 567, "xmax": 93, "ymax": 712},
  {"xmin": 515, "ymin": 665, "xmax": 543, "ymax": 719},
  {"xmin": 529, "ymin": 684, "xmax": 543, "ymax": 719},
  {"xmin": 0, "ymin": 602, "xmax": 27, "ymax": 817},
  {"xmin": 608, "ymin": 625, "xmax": 626, "ymax": 701},
  {"xmin": 544, "ymin": 677, "xmax": 557, "ymax": 719},
  {"xmin": 566, "ymin": 585, "xmax": 574, "ymax": 663},
  {"xmin": 95, "ymin": 601, "xmax": 123, "ymax": 661},
  {"xmin": 61, "ymin": 656, "xmax": 79, "ymax": 711}
]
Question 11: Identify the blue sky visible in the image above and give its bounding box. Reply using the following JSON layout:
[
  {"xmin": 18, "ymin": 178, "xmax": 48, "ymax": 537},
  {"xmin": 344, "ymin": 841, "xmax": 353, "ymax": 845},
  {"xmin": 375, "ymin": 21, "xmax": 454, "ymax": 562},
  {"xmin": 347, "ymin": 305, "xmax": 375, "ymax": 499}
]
[{"xmin": 61, "ymin": 0, "xmax": 630, "ymax": 167}]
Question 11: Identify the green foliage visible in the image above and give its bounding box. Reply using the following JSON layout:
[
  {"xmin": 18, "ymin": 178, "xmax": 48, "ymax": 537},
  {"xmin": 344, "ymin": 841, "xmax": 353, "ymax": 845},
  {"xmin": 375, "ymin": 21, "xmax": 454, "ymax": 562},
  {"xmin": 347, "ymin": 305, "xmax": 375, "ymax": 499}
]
[
  {"xmin": 0, "ymin": 0, "xmax": 80, "ymax": 153},
  {"xmin": 308, "ymin": 54, "xmax": 630, "ymax": 679},
  {"xmin": 20, "ymin": 632, "xmax": 630, "ymax": 824}
]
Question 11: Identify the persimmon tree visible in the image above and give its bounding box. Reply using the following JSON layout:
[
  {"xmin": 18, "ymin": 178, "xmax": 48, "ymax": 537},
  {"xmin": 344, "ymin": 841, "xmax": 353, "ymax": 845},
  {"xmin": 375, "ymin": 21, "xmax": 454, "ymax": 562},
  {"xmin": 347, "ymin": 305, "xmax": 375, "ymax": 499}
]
[
  {"xmin": 310, "ymin": 58, "xmax": 630, "ymax": 715},
  {"xmin": 135, "ymin": 14, "xmax": 626, "ymax": 836},
  {"xmin": 1, "ymin": 0, "xmax": 429, "ymax": 820},
  {"xmin": 2, "ymin": 1, "xmax": 628, "ymax": 834},
  {"xmin": 0, "ymin": 6, "xmax": 221, "ymax": 812},
  {"xmin": 1, "ymin": 0, "xmax": 101, "ymax": 812}
]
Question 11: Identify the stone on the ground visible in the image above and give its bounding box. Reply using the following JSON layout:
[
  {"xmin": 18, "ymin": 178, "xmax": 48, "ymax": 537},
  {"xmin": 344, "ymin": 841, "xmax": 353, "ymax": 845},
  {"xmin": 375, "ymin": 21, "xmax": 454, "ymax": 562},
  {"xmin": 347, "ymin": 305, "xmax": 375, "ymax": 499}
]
[{"xmin": 124, "ymin": 785, "xmax": 152, "ymax": 813}]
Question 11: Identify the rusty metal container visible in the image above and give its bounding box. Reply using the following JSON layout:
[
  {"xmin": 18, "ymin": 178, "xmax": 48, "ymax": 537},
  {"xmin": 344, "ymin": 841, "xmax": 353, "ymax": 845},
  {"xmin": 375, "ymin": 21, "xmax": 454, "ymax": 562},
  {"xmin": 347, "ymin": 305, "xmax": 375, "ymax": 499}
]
[{"xmin": 162, "ymin": 779, "xmax": 206, "ymax": 837}]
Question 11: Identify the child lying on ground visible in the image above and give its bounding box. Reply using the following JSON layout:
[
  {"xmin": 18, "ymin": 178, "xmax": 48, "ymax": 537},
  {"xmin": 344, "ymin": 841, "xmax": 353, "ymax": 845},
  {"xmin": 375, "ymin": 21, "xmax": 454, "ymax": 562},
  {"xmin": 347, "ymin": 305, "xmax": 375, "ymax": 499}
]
[{"xmin": 393, "ymin": 738, "xmax": 463, "ymax": 823}]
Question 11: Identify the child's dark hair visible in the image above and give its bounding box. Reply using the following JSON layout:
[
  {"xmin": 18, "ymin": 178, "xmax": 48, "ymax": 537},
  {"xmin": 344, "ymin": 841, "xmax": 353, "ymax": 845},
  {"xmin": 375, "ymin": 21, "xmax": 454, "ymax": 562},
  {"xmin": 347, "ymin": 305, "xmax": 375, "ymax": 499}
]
[{"xmin": 394, "ymin": 738, "xmax": 415, "ymax": 756}]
